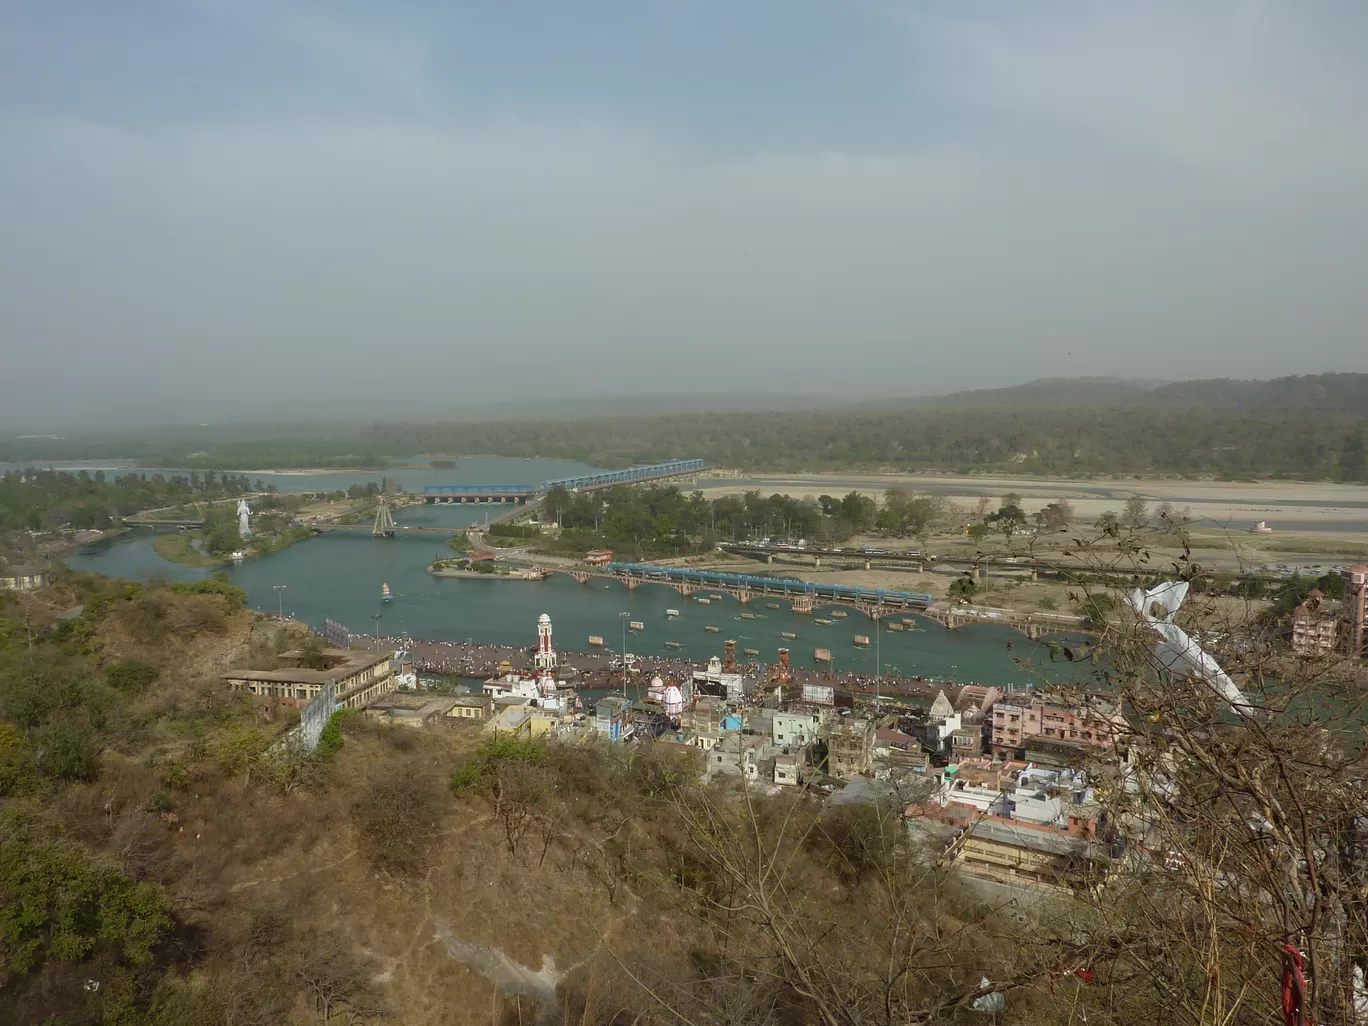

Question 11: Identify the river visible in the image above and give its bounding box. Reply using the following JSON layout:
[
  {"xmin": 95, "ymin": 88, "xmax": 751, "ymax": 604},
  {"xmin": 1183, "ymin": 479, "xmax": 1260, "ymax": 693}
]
[{"xmin": 67, "ymin": 516, "xmax": 1096, "ymax": 691}]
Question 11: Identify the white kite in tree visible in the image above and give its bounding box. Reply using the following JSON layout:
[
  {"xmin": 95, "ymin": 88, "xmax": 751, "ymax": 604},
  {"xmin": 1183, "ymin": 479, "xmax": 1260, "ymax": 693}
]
[{"xmin": 1128, "ymin": 580, "xmax": 1252, "ymax": 715}]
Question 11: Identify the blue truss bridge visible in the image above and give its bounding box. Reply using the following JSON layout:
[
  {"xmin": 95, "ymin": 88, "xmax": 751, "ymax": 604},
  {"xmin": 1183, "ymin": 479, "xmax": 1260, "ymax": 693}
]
[{"xmin": 422, "ymin": 458, "xmax": 705, "ymax": 504}]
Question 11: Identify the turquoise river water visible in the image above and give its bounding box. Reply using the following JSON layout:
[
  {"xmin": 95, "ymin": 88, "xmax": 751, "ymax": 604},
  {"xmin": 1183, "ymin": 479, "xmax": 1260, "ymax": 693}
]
[
  {"xmin": 68, "ymin": 536, "xmax": 1094, "ymax": 691},
  {"xmin": 52, "ymin": 456, "xmax": 1098, "ymax": 688}
]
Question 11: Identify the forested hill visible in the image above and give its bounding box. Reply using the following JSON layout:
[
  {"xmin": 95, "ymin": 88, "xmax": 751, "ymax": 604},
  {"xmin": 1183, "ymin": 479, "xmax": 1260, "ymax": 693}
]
[
  {"xmin": 871, "ymin": 372, "xmax": 1368, "ymax": 414},
  {"xmin": 1138, "ymin": 373, "xmax": 1368, "ymax": 414},
  {"xmin": 2, "ymin": 374, "xmax": 1365, "ymax": 480}
]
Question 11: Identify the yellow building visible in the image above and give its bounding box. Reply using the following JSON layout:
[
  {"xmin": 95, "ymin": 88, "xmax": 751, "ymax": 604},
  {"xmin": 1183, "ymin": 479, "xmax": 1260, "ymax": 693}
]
[
  {"xmin": 222, "ymin": 648, "xmax": 395, "ymax": 710},
  {"xmin": 952, "ymin": 820, "xmax": 1106, "ymax": 890}
]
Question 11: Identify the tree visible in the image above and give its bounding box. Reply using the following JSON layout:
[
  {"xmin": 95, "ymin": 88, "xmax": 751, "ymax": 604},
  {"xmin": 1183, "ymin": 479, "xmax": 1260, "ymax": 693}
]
[
  {"xmin": 298, "ymin": 634, "xmax": 328, "ymax": 671},
  {"xmin": 1035, "ymin": 500, "xmax": 1073, "ymax": 533},
  {"xmin": 297, "ymin": 938, "xmax": 384, "ymax": 1024},
  {"xmin": 1123, "ymin": 495, "xmax": 1149, "ymax": 527},
  {"xmin": 987, "ymin": 502, "xmax": 1027, "ymax": 541},
  {"xmin": 544, "ymin": 483, "xmax": 572, "ymax": 526}
]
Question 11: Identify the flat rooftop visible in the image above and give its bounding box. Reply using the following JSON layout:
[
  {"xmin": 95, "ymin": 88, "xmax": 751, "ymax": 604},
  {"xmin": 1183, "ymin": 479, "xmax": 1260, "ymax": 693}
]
[{"xmin": 223, "ymin": 647, "xmax": 390, "ymax": 685}]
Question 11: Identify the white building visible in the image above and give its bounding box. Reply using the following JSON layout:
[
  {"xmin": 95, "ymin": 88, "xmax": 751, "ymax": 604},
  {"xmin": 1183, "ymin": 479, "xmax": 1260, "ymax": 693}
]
[
  {"xmin": 691, "ymin": 656, "xmax": 746, "ymax": 701},
  {"xmin": 772, "ymin": 710, "xmax": 823, "ymax": 749}
]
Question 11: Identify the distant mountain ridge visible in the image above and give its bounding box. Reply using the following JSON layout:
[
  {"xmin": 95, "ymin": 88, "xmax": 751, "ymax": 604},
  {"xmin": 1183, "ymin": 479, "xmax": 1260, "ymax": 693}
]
[{"xmin": 860, "ymin": 373, "xmax": 1367, "ymax": 416}]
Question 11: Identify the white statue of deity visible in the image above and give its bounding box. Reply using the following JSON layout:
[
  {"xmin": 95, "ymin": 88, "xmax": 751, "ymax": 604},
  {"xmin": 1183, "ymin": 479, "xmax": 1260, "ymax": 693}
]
[
  {"xmin": 236, "ymin": 499, "xmax": 252, "ymax": 539},
  {"xmin": 1128, "ymin": 580, "xmax": 1251, "ymax": 716}
]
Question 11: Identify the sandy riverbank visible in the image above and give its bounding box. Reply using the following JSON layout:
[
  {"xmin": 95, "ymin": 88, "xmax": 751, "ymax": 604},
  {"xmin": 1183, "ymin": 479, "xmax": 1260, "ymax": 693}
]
[{"xmin": 697, "ymin": 472, "xmax": 1368, "ymax": 532}]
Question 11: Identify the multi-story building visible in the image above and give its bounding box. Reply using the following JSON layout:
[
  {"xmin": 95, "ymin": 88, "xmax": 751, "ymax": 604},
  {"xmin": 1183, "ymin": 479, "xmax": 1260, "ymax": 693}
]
[
  {"xmin": 991, "ymin": 695, "xmax": 1124, "ymax": 756},
  {"xmin": 772, "ymin": 710, "xmax": 823, "ymax": 749},
  {"xmin": 1291, "ymin": 589, "xmax": 1339, "ymax": 658},
  {"xmin": 594, "ymin": 695, "xmax": 633, "ymax": 743},
  {"xmin": 823, "ymin": 718, "xmax": 875, "ymax": 779},
  {"xmin": 1345, "ymin": 565, "xmax": 1368, "ymax": 662},
  {"xmin": 708, "ymin": 733, "xmax": 773, "ymax": 782},
  {"xmin": 222, "ymin": 647, "xmax": 396, "ymax": 709},
  {"xmin": 0, "ymin": 565, "xmax": 48, "ymax": 591}
]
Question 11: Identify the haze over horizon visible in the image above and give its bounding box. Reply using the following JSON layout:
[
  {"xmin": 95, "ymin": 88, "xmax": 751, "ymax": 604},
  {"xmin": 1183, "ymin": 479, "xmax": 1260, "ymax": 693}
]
[{"xmin": 4, "ymin": 1, "xmax": 1368, "ymax": 428}]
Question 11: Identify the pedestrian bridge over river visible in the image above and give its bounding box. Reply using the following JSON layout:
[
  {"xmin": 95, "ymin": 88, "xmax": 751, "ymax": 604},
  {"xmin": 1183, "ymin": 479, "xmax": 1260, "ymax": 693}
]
[
  {"xmin": 536, "ymin": 562, "xmax": 1094, "ymax": 638},
  {"xmin": 421, "ymin": 459, "xmax": 704, "ymax": 503}
]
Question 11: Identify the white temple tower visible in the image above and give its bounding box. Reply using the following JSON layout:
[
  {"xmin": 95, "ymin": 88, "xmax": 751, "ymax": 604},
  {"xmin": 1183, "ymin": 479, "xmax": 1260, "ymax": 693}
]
[
  {"xmin": 236, "ymin": 499, "xmax": 252, "ymax": 540},
  {"xmin": 534, "ymin": 613, "xmax": 557, "ymax": 671}
]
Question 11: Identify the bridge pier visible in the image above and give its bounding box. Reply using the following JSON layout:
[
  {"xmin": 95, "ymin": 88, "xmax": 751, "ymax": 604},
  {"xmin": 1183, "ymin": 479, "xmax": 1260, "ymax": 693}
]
[
  {"xmin": 737, "ymin": 590, "xmax": 751, "ymax": 604},
  {"xmin": 814, "ymin": 556, "xmax": 821, "ymax": 568},
  {"xmin": 625, "ymin": 579, "xmax": 639, "ymax": 591}
]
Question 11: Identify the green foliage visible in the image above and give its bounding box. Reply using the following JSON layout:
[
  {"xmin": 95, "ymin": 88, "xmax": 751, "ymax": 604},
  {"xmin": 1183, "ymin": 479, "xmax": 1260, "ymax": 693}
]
[
  {"xmin": 450, "ymin": 734, "xmax": 546, "ymax": 794},
  {"xmin": 445, "ymin": 533, "xmax": 470, "ymax": 553},
  {"xmin": 948, "ymin": 576, "xmax": 978, "ymax": 599},
  {"xmin": 170, "ymin": 574, "xmax": 247, "ymax": 606},
  {"xmin": 317, "ymin": 709, "xmax": 357, "ymax": 757},
  {"xmin": 1081, "ymin": 592, "xmax": 1119, "ymax": 632},
  {"xmin": 33, "ymin": 720, "xmax": 99, "ymax": 781},
  {"xmin": 0, "ymin": 721, "xmax": 35, "ymax": 796},
  {"xmin": 966, "ymin": 522, "xmax": 991, "ymax": 544},
  {"xmin": 0, "ymin": 810, "xmax": 173, "ymax": 983},
  {"xmin": 0, "ymin": 466, "xmax": 266, "ymax": 535},
  {"xmin": 298, "ymin": 634, "xmax": 329, "ymax": 671},
  {"xmin": 202, "ymin": 523, "xmax": 242, "ymax": 555},
  {"xmin": 486, "ymin": 522, "xmax": 539, "ymax": 539},
  {"xmin": 105, "ymin": 659, "xmax": 159, "ymax": 695}
]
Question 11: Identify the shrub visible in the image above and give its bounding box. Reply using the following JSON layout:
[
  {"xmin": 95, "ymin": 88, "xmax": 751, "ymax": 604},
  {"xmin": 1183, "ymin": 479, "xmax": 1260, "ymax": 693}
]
[
  {"xmin": 355, "ymin": 762, "xmax": 442, "ymax": 873},
  {"xmin": 33, "ymin": 720, "xmax": 99, "ymax": 781},
  {"xmin": 106, "ymin": 659, "xmax": 159, "ymax": 694},
  {"xmin": 0, "ymin": 810, "xmax": 174, "ymax": 983}
]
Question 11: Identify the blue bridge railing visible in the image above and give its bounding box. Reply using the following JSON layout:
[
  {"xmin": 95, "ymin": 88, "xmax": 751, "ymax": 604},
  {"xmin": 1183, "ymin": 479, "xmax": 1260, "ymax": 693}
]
[
  {"xmin": 606, "ymin": 562, "xmax": 933, "ymax": 608},
  {"xmin": 543, "ymin": 459, "xmax": 705, "ymax": 492},
  {"xmin": 424, "ymin": 458, "xmax": 705, "ymax": 497},
  {"xmin": 423, "ymin": 484, "xmax": 539, "ymax": 496}
]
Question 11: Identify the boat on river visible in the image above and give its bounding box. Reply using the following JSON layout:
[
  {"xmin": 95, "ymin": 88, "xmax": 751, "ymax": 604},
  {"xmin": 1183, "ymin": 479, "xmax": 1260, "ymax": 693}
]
[
  {"xmin": 665, "ymin": 641, "xmax": 681, "ymax": 649},
  {"xmin": 705, "ymin": 625, "xmax": 720, "ymax": 633},
  {"xmin": 853, "ymin": 634, "xmax": 870, "ymax": 647},
  {"xmin": 766, "ymin": 602, "xmax": 780, "ymax": 609},
  {"xmin": 588, "ymin": 635, "xmax": 604, "ymax": 646},
  {"xmin": 743, "ymin": 648, "xmax": 759, "ymax": 657},
  {"xmin": 814, "ymin": 618, "xmax": 832, "ymax": 625},
  {"xmin": 781, "ymin": 631, "xmax": 797, "ymax": 640},
  {"xmin": 666, "ymin": 608, "xmax": 680, "ymax": 617},
  {"xmin": 381, "ymin": 583, "xmax": 392, "ymax": 603},
  {"xmin": 832, "ymin": 610, "xmax": 847, "ymax": 618},
  {"xmin": 629, "ymin": 621, "xmax": 645, "ymax": 631},
  {"xmin": 696, "ymin": 597, "xmax": 711, "ymax": 605},
  {"xmin": 740, "ymin": 612, "xmax": 759, "ymax": 620}
]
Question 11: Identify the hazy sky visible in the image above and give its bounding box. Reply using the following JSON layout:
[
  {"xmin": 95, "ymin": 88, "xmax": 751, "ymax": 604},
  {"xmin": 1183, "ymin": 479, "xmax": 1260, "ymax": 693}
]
[{"xmin": 3, "ymin": 1, "xmax": 1367, "ymax": 426}]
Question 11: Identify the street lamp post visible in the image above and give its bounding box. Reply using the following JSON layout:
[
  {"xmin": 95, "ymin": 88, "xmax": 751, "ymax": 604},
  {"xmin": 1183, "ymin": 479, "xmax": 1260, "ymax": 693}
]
[
  {"xmin": 272, "ymin": 584, "xmax": 286, "ymax": 619},
  {"xmin": 619, "ymin": 612, "xmax": 631, "ymax": 695},
  {"xmin": 371, "ymin": 613, "xmax": 383, "ymax": 644},
  {"xmin": 874, "ymin": 607, "xmax": 882, "ymax": 710}
]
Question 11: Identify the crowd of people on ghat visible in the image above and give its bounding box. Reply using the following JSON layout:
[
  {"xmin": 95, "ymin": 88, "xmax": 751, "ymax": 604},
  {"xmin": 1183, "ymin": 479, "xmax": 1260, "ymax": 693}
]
[{"xmin": 346, "ymin": 634, "xmax": 958, "ymax": 696}]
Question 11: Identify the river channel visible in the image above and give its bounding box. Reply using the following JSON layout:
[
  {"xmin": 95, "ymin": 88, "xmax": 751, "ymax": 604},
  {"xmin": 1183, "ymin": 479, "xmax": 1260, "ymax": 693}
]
[{"xmin": 68, "ymin": 535, "xmax": 1096, "ymax": 692}]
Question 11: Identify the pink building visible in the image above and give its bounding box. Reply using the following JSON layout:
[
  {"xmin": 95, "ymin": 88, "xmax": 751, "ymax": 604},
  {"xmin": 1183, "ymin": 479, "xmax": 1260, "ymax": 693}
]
[
  {"xmin": 1291, "ymin": 590, "xmax": 1338, "ymax": 658},
  {"xmin": 991, "ymin": 695, "xmax": 1125, "ymax": 755},
  {"xmin": 1344, "ymin": 566, "xmax": 1368, "ymax": 662}
]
